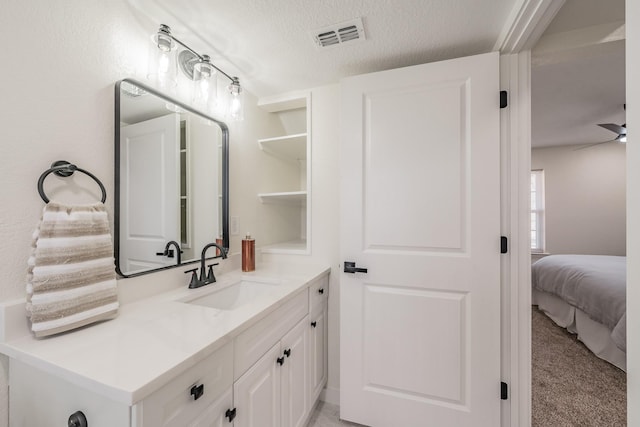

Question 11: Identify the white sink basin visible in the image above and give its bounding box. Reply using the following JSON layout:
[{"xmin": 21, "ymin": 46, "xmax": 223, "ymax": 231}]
[{"xmin": 185, "ymin": 279, "xmax": 280, "ymax": 310}]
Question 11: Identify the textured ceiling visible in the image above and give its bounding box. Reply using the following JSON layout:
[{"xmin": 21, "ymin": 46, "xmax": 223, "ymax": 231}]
[
  {"xmin": 126, "ymin": 0, "xmax": 626, "ymax": 149},
  {"xmin": 531, "ymin": 0, "xmax": 626, "ymax": 148},
  {"xmin": 128, "ymin": 0, "xmax": 517, "ymax": 97}
]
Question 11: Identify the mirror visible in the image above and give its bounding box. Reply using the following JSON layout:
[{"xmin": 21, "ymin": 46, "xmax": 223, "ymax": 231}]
[{"xmin": 115, "ymin": 79, "xmax": 229, "ymax": 277}]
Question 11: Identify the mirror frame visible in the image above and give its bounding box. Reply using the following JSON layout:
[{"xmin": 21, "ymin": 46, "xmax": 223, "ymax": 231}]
[{"xmin": 114, "ymin": 78, "xmax": 229, "ymax": 278}]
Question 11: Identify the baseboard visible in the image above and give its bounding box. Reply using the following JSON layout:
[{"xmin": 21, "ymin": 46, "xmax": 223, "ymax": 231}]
[{"xmin": 320, "ymin": 385, "xmax": 340, "ymax": 405}]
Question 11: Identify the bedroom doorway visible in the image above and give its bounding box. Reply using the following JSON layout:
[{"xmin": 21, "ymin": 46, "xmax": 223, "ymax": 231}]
[{"xmin": 529, "ymin": 0, "xmax": 627, "ymax": 424}]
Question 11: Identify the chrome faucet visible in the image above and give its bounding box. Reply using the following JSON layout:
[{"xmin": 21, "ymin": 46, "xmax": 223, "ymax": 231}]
[
  {"xmin": 185, "ymin": 242, "xmax": 227, "ymax": 289},
  {"xmin": 156, "ymin": 240, "xmax": 183, "ymax": 265}
]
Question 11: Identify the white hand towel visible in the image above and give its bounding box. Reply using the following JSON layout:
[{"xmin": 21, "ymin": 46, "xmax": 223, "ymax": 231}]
[{"xmin": 26, "ymin": 202, "xmax": 119, "ymax": 337}]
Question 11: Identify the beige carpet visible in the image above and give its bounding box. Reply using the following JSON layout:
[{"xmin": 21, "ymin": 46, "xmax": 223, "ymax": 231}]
[{"xmin": 532, "ymin": 307, "xmax": 626, "ymax": 426}]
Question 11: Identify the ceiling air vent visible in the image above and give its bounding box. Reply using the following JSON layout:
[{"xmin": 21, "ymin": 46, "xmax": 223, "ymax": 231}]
[{"xmin": 312, "ymin": 18, "xmax": 366, "ymax": 49}]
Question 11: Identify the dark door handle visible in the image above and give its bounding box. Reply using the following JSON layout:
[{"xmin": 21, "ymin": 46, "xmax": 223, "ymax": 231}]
[
  {"xmin": 156, "ymin": 249, "xmax": 176, "ymax": 258},
  {"xmin": 311, "ymin": 321, "xmax": 317, "ymax": 328},
  {"xmin": 284, "ymin": 348, "xmax": 291, "ymax": 357},
  {"xmin": 344, "ymin": 261, "xmax": 368, "ymax": 274},
  {"xmin": 277, "ymin": 356, "xmax": 285, "ymax": 366},
  {"xmin": 318, "ymin": 288, "xmax": 324, "ymax": 294}
]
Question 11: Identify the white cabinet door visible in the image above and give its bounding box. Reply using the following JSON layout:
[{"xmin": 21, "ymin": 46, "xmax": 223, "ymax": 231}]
[
  {"xmin": 280, "ymin": 317, "xmax": 309, "ymax": 427},
  {"xmin": 308, "ymin": 308, "xmax": 327, "ymax": 405},
  {"xmin": 340, "ymin": 52, "xmax": 501, "ymax": 426},
  {"xmin": 188, "ymin": 388, "xmax": 234, "ymax": 427},
  {"xmin": 234, "ymin": 343, "xmax": 281, "ymax": 427}
]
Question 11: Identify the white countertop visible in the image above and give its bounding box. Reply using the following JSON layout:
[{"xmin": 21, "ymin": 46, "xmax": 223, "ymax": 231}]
[{"xmin": 0, "ymin": 263, "xmax": 330, "ymax": 405}]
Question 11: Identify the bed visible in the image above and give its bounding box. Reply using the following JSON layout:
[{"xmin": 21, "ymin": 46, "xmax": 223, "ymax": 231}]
[{"xmin": 531, "ymin": 254, "xmax": 626, "ymax": 371}]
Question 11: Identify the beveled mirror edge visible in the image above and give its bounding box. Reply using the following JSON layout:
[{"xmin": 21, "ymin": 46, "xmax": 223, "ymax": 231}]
[{"xmin": 114, "ymin": 78, "xmax": 230, "ymax": 278}]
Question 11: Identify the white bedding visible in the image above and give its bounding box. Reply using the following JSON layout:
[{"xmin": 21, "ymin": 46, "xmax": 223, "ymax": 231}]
[
  {"xmin": 531, "ymin": 254, "xmax": 626, "ymax": 352},
  {"xmin": 533, "ymin": 290, "xmax": 627, "ymax": 371}
]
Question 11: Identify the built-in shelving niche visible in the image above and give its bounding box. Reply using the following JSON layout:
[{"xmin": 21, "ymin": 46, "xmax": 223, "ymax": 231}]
[{"xmin": 257, "ymin": 92, "xmax": 311, "ymax": 254}]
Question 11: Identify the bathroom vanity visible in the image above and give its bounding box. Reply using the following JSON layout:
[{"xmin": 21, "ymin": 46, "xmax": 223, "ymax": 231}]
[{"xmin": 0, "ymin": 265, "xmax": 329, "ymax": 426}]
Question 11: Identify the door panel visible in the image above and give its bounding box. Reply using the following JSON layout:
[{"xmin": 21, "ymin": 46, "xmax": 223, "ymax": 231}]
[
  {"xmin": 340, "ymin": 52, "xmax": 500, "ymax": 427},
  {"xmin": 364, "ymin": 81, "xmax": 467, "ymax": 251},
  {"xmin": 309, "ymin": 309, "xmax": 327, "ymax": 403},
  {"xmin": 120, "ymin": 113, "xmax": 180, "ymax": 273},
  {"xmin": 233, "ymin": 343, "xmax": 281, "ymax": 427},
  {"xmin": 281, "ymin": 318, "xmax": 308, "ymax": 427}
]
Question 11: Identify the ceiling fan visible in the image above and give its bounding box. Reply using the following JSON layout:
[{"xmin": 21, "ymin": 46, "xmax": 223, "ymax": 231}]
[
  {"xmin": 575, "ymin": 106, "xmax": 627, "ymax": 151},
  {"xmin": 597, "ymin": 122, "xmax": 627, "ymax": 143}
]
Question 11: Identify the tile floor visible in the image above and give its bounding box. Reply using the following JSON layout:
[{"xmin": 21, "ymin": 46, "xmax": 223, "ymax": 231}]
[{"xmin": 306, "ymin": 401, "xmax": 366, "ymax": 426}]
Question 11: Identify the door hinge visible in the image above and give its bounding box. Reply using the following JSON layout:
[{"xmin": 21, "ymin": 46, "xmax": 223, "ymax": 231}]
[
  {"xmin": 500, "ymin": 90, "xmax": 508, "ymax": 108},
  {"xmin": 501, "ymin": 382, "xmax": 508, "ymax": 400},
  {"xmin": 501, "ymin": 236, "xmax": 508, "ymax": 254}
]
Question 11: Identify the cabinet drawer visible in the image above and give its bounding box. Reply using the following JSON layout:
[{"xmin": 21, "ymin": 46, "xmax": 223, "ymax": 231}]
[
  {"xmin": 308, "ymin": 275, "xmax": 328, "ymax": 313},
  {"xmin": 138, "ymin": 342, "xmax": 233, "ymax": 427},
  {"xmin": 234, "ymin": 290, "xmax": 308, "ymax": 380}
]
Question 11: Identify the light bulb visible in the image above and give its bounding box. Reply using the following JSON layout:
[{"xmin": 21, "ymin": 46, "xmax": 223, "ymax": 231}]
[
  {"xmin": 147, "ymin": 24, "xmax": 177, "ymax": 91},
  {"xmin": 192, "ymin": 55, "xmax": 217, "ymax": 112},
  {"xmin": 230, "ymin": 96, "xmax": 241, "ymax": 115},
  {"xmin": 227, "ymin": 78, "xmax": 244, "ymax": 121},
  {"xmin": 158, "ymin": 52, "xmax": 170, "ymax": 75}
]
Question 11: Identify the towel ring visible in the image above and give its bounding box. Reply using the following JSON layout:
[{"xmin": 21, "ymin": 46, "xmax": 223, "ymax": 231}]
[{"xmin": 38, "ymin": 160, "xmax": 107, "ymax": 203}]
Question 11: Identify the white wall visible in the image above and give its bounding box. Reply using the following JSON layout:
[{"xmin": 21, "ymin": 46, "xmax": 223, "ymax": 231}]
[
  {"xmin": 0, "ymin": 1, "xmax": 292, "ymax": 424},
  {"xmin": 261, "ymin": 84, "xmax": 342, "ymax": 402},
  {"xmin": 531, "ymin": 143, "xmax": 626, "ymax": 255}
]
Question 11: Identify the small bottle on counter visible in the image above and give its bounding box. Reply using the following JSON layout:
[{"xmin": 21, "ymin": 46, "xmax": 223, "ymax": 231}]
[
  {"xmin": 215, "ymin": 236, "xmax": 224, "ymax": 257},
  {"xmin": 242, "ymin": 233, "xmax": 255, "ymax": 272}
]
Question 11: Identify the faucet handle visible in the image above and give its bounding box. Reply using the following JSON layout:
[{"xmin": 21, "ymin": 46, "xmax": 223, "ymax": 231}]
[
  {"xmin": 185, "ymin": 268, "xmax": 199, "ymax": 288},
  {"xmin": 206, "ymin": 263, "xmax": 219, "ymax": 283}
]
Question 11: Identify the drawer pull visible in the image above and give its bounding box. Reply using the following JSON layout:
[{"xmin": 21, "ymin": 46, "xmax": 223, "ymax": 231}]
[
  {"xmin": 284, "ymin": 348, "xmax": 291, "ymax": 358},
  {"xmin": 277, "ymin": 356, "xmax": 285, "ymax": 366},
  {"xmin": 311, "ymin": 321, "xmax": 317, "ymax": 328},
  {"xmin": 318, "ymin": 288, "xmax": 324, "ymax": 294},
  {"xmin": 190, "ymin": 383, "xmax": 204, "ymax": 400},
  {"xmin": 68, "ymin": 411, "xmax": 88, "ymax": 427},
  {"xmin": 225, "ymin": 407, "xmax": 237, "ymax": 422}
]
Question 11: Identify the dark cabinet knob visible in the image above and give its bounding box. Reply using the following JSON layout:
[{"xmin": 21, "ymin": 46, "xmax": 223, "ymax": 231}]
[
  {"xmin": 190, "ymin": 383, "xmax": 204, "ymax": 400},
  {"xmin": 283, "ymin": 348, "xmax": 291, "ymax": 357},
  {"xmin": 68, "ymin": 411, "xmax": 88, "ymax": 427},
  {"xmin": 311, "ymin": 321, "xmax": 317, "ymax": 328},
  {"xmin": 277, "ymin": 356, "xmax": 285, "ymax": 366},
  {"xmin": 225, "ymin": 407, "xmax": 237, "ymax": 422},
  {"xmin": 318, "ymin": 288, "xmax": 324, "ymax": 294}
]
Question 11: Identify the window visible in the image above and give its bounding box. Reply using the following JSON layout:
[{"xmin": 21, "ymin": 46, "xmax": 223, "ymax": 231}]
[{"xmin": 531, "ymin": 170, "xmax": 545, "ymax": 253}]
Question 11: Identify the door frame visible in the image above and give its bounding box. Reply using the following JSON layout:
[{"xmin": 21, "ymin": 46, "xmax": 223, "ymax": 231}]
[
  {"xmin": 502, "ymin": 2, "xmax": 639, "ymax": 425},
  {"xmin": 494, "ymin": 1, "xmax": 565, "ymax": 426}
]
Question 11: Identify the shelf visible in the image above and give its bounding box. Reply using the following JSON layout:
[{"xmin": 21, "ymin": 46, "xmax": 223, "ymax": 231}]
[
  {"xmin": 258, "ymin": 133, "xmax": 307, "ymax": 160},
  {"xmin": 262, "ymin": 239, "xmax": 308, "ymax": 254},
  {"xmin": 258, "ymin": 191, "xmax": 307, "ymax": 204},
  {"xmin": 257, "ymin": 93, "xmax": 308, "ymax": 112}
]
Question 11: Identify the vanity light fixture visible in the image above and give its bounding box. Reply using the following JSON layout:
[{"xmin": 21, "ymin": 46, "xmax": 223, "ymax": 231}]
[
  {"xmin": 228, "ymin": 77, "xmax": 244, "ymax": 122},
  {"xmin": 148, "ymin": 24, "xmax": 244, "ymax": 121}
]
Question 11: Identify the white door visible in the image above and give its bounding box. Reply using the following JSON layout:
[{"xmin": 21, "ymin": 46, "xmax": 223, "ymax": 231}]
[
  {"xmin": 340, "ymin": 52, "xmax": 501, "ymax": 426},
  {"xmin": 234, "ymin": 343, "xmax": 281, "ymax": 427},
  {"xmin": 187, "ymin": 388, "xmax": 234, "ymax": 427},
  {"xmin": 280, "ymin": 319, "xmax": 309, "ymax": 427},
  {"xmin": 308, "ymin": 309, "xmax": 327, "ymax": 403},
  {"xmin": 120, "ymin": 113, "xmax": 180, "ymax": 274}
]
